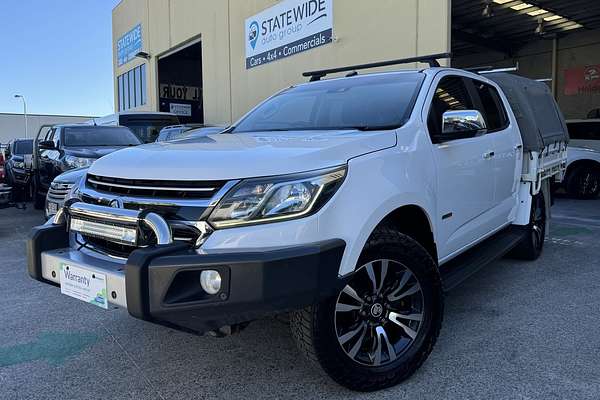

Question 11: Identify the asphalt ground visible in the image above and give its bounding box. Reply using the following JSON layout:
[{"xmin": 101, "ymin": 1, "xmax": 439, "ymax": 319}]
[{"xmin": 0, "ymin": 196, "xmax": 599, "ymax": 400}]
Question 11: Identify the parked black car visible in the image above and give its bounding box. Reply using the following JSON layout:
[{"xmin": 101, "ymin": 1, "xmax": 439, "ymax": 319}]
[
  {"xmin": 155, "ymin": 124, "xmax": 224, "ymax": 142},
  {"xmin": 4, "ymin": 138, "xmax": 34, "ymax": 198},
  {"xmin": 32, "ymin": 124, "xmax": 141, "ymax": 209}
]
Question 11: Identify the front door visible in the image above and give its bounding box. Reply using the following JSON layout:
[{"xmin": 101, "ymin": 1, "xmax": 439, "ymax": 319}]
[{"xmin": 425, "ymin": 74, "xmax": 497, "ymax": 260}]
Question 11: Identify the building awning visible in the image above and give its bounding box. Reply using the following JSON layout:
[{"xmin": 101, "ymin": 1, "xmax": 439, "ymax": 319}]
[{"xmin": 452, "ymin": 0, "xmax": 600, "ymax": 56}]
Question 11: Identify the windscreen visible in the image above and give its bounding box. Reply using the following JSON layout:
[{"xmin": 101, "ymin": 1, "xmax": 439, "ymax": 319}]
[
  {"xmin": 233, "ymin": 73, "xmax": 424, "ymax": 133},
  {"xmin": 13, "ymin": 140, "xmax": 33, "ymax": 155},
  {"xmin": 567, "ymin": 122, "xmax": 600, "ymax": 140},
  {"xmin": 63, "ymin": 126, "xmax": 141, "ymax": 147},
  {"xmin": 122, "ymin": 117, "xmax": 180, "ymax": 143}
]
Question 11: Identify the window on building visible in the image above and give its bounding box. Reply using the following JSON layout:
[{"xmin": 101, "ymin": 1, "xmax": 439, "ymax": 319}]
[
  {"xmin": 123, "ymin": 72, "xmax": 129, "ymax": 109},
  {"xmin": 140, "ymin": 64, "xmax": 146, "ymax": 105},
  {"xmin": 128, "ymin": 69, "xmax": 136, "ymax": 108},
  {"xmin": 117, "ymin": 64, "xmax": 147, "ymax": 111},
  {"xmin": 117, "ymin": 75, "xmax": 124, "ymax": 111}
]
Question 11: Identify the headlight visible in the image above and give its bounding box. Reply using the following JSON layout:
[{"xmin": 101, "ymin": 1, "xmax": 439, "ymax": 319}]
[
  {"xmin": 13, "ymin": 161, "xmax": 25, "ymax": 169},
  {"xmin": 64, "ymin": 156, "xmax": 94, "ymax": 169},
  {"xmin": 208, "ymin": 166, "xmax": 346, "ymax": 228},
  {"xmin": 65, "ymin": 175, "xmax": 85, "ymax": 202}
]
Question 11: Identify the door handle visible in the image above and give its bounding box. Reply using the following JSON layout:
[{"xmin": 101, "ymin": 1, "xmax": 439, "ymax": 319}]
[{"xmin": 483, "ymin": 151, "xmax": 495, "ymax": 160}]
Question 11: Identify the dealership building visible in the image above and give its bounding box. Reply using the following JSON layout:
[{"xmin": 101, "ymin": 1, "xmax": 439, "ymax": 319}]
[{"xmin": 112, "ymin": 0, "xmax": 600, "ymax": 125}]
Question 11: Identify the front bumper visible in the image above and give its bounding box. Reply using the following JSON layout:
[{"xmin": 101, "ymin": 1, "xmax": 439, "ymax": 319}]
[
  {"xmin": 27, "ymin": 223, "xmax": 346, "ymax": 333},
  {"xmin": 11, "ymin": 168, "xmax": 30, "ymax": 186}
]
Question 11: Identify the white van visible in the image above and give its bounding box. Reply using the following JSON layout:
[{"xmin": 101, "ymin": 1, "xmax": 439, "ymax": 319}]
[{"xmin": 89, "ymin": 111, "xmax": 180, "ymax": 143}]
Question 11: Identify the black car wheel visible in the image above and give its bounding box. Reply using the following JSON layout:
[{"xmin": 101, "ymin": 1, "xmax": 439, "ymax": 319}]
[
  {"xmin": 566, "ymin": 165, "xmax": 600, "ymax": 199},
  {"xmin": 32, "ymin": 177, "xmax": 45, "ymax": 209},
  {"xmin": 291, "ymin": 227, "xmax": 443, "ymax": 391},
  {"xmin": 510, "ymin": 192, "xmax": 546, "ymax": 261}
]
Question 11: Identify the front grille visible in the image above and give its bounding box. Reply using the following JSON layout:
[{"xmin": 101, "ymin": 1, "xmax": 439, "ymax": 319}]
[
  {"xmin": 74, "ymin": 174, "xmax": 225, "ymax": 259},
  {"xmin": 171, "ymin": 224, "xmax": 203, "ymax": 244},
  {"xmin": 48, "ymin": 182, "xmax": 73, "ymax": 202},
  {"xmin": 81, "ymin": 235, "xmax": 138, "ymax": 259},
  {"xmin": 86, "ymin": 174, "xmax": 226, "ymax": 199},
  {"xmin": 78, "ymin": 223, "xmax": 203, "ymax": 258}
]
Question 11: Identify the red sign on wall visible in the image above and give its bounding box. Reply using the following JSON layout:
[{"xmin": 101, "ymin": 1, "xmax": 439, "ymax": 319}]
[{"xmin": 564, "ymin": 65, "xmax": 600, "ymax": 96}]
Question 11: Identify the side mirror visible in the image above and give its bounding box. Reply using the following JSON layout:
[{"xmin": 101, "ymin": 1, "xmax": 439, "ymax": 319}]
[
  {"xmin": 38, "ymin": 140, "xmax": 56, "ymax": 150},
  {"xmin": 433, "ymin": 110, "xmax": 487, "ymax": 143}
]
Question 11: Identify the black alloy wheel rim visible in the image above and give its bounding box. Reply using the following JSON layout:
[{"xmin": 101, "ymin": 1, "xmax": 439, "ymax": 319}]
[
  {"xmin": 579, "ymin": 171, "xmax": 599, "ymax": 197},
  {"xmin": 531, "ymin": 195, "xmax": 546, "ymax": 251},
  {"xmin": 334, "ymin": 259, "xmax": 424, "ymax": 367}
]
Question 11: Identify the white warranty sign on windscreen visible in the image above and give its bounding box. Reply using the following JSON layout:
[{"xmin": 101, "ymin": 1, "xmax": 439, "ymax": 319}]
[{"xmin": 245, "ymin": 0, "xmax": 333, "ymax": 69}]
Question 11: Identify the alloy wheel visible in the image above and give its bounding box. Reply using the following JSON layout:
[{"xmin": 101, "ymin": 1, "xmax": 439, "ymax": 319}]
[
  {"xmin": 579, "ymin": 171, "xmax": 599, "ymax": 197},
  {"xmin": 334, "ymin": 259, "xmax": 424, "ymax": 367},
  {"xmin": 531, "ymin": 195, "xmax": 546, "ymax": 251}
]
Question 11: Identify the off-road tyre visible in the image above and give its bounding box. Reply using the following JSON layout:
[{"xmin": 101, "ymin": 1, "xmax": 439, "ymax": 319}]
[
  {"xmin": 565, "ymin": 165, "xmax": 600, "ymax": 199},
  {"xmin": 290, "ymin": 227, "xmax": 443, "ymax": 391},
  {"xmin": 32, "ymin": 177, "xmax": 44, "ymax": 209},
  {"xmin": 510, "ymin": 193, "xmax": 546, "ymax": 260}
]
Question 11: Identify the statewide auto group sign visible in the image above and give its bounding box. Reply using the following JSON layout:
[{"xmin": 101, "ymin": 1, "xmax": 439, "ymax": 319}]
[
  {"xmin": 245, "ymin": 0, "xmax": 333, "ymax": 69},
  {"xmin": 117, "ymin": 24, "xmax": 142, "ymax": 67}
]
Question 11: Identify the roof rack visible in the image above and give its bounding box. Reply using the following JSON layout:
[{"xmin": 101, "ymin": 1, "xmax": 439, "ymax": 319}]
[{"xmin": 302, "ymin": 52, "xmax": 452, "ymax": 81}]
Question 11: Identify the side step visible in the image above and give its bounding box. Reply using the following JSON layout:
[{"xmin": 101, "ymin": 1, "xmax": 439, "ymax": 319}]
[{"xmin": 440, "ymin": 226, "xmax": 527, "ymax": 292}]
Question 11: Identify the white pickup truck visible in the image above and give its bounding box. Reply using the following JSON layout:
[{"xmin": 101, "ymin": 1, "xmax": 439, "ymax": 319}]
[{"xmin": 28, "ymin": 54, "xmax": 569, "ymax": 391}]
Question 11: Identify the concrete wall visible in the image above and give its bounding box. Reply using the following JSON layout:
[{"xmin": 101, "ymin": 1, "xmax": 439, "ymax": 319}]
[
  {"xmin": 454, "ymin": 30, "xmax": 600, "ymax": 119},
  {"xmin": 0, "ymin": 113, "xmax": 94, "ymax": 144},
  {"xmin": 113, "ymin": 0, "xmax": 451, "ymax": 124}
]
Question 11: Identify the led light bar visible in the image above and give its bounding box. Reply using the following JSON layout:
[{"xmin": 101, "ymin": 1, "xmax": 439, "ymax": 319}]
[{"xmin": 70, "ymin": 218, "xmax": 138, "ymax": 245}]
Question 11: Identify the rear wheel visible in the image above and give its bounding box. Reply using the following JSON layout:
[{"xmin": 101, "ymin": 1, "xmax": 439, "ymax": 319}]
[
  {"xmin": 566, "ymin": 165, "xmax": 600, "ymax": 199},
  {"xmin": 27, "ymin": 180, "xmax": 34, "ymax": 201},
  {"xmin": 510, "ymin": 193, "xmax": 546, "ymax": 260},
  {"xmin": 291, "ymin": 227, "xmax": 443, "ymax": 391},
  {"xmin": 32, "ymin": 177, "xmax": 44, "ymax": 209}
]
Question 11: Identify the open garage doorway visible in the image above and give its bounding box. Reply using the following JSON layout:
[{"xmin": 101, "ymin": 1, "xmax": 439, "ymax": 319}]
[
  {"xmin": 157, "ymin": 40, "xmax": 203, "ymax": 124},
  {"xmin": 451, "ymin": 0, "xmax": 600, "ymax": 120}
]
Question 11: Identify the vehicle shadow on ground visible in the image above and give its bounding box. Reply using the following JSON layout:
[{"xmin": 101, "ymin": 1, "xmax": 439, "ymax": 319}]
[{"xmin": 2, "ymin": 201, "xmax": 600, "ymax": 400}]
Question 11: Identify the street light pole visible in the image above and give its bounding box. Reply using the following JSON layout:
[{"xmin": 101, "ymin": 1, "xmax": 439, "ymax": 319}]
[{"xmin": 14, "ymin": 94, "xmax": 28, "ymax": 139}]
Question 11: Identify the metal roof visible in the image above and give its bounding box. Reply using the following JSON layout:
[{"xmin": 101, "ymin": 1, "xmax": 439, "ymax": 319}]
[{"xmin": 453, "ymin": 0, "xmax": 600, "ymax": 56}]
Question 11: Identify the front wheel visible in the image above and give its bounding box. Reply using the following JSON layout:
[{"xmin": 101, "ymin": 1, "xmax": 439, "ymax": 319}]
[{"xmin": 291, "ymin": 227, "xmax": 443, "ymax": 391}]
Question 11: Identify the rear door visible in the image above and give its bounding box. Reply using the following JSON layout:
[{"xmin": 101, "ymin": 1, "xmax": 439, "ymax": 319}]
[
  {"xmin": 469, "ymin": 78, "xmax": 522, "ymax": 227},
  {"xmin": 425, "ymin": 74, "xmax": 497, "ymax": 260}
]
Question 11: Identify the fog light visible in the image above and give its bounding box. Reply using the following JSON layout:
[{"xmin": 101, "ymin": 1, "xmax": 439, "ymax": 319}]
[{"xmin": 200, "ymin": 270, "xmax": 222, "ymax": 295}]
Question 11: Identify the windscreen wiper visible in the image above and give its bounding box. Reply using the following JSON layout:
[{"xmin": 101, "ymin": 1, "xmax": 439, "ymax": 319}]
[{"xmin": 347, "ymin": 125, "xmax": 399, "ymax": 131}]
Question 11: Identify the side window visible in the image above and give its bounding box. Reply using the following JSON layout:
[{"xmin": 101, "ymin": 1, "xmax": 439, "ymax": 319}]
[
  {"xmin": 53, "ymin": 128, "xmax": 61, "ymax": 148},
  {"xmin": 427, "ymin": 76, "xmax": 474, "ymax": 136},
  {"xmin": 44, "ymin": 128, "xmax": 54, "ymax": 142},
  {"xmin": 471, "ymin": 80, "xmax": 508, "ymax": 131},
  {"xmin": 568, "ymin": 122, "xmax": 600, "ymax": 140}
]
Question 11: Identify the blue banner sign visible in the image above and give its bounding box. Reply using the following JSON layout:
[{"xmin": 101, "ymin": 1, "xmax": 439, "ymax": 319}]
[
  {"xmin": 245, "ymin": 0, "xmax": 333, "ymax": 69},
  {"xmin": 117, "ymin": 24, "xmax": 142, "ymax": 67}
]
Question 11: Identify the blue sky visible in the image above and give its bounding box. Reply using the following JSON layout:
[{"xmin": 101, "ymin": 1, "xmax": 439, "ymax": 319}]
[{"xmin": 0, "ymin": 0, "xmax": 121, "ymax": 117}]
